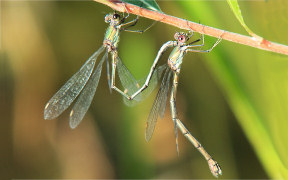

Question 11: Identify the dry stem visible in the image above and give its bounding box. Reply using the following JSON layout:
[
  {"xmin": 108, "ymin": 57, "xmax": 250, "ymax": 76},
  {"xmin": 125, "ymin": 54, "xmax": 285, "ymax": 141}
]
[{"xmin": 95, "ymin": 0, "xmax": 288, "ymax": 56}]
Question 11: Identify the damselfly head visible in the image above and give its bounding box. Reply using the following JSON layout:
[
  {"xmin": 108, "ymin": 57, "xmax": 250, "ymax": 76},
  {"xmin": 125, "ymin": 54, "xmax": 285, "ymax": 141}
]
[
  {"xmin": 174, "ymin": 32, "xmax": 188, "ymax": 44},
  {"xmin": 105, "ymin": 13, "xmax": 121, "ymax": 25}
]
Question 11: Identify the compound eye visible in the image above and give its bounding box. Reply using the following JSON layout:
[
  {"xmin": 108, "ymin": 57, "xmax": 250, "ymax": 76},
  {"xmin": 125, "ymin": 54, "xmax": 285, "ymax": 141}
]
[
  {"xmin": 178, "ymin": 35, "xmax": 186, "ymax": 42},
  {"xmin": 113, "ymin": 13, "xmax": 120, "ymax": 19}
]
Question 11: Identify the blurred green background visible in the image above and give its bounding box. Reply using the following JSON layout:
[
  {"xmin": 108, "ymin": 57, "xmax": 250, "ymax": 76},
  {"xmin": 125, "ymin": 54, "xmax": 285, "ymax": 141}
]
[{"xmin": 1, "ymin": 0, "xmax": 288, "ymax": 179}]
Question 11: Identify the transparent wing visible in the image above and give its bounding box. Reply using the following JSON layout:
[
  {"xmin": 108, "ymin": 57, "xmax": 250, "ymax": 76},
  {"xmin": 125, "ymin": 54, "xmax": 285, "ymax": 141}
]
[
  {"xmin": 44, "ymin": 46, "xmax": 105, "ymax": 120},
  {"xmin": 69, "ymin": 51, "xmax": 107, "ymax": 129},
  {"xmin": 116, "ymin": 56, "xmax": 142, "ymax": 106},
  {"xmin": 159, "ymin": 71, "xmax": 172, "ymax": 118},
  {"xmin": 145, "ymin": 67, "xmax": 171, "ymax": 141}
]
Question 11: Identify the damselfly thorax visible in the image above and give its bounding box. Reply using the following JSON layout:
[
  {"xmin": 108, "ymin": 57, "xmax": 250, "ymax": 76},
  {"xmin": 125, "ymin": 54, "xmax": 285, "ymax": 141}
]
[
  {"xmin": 168, "ymin": 46, "xmax": 186, "ymax": 73},
  {"xmin": 103, "ymin": 14, "xmax": 121, "ymax": 52}
]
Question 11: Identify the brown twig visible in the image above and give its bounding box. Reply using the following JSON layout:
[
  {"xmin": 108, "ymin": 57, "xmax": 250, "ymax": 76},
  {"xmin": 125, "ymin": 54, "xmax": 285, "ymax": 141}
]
[{"xmin": 95, "ymin": 0, "xmax": 288, "ymax": 56}]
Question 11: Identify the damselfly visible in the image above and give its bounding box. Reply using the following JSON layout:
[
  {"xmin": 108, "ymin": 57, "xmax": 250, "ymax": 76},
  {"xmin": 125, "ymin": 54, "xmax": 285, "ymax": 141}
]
[
  {"xmin": 44, "ymin": 12, "xmax": 153, "ymax": 129},
  {"xmin": 120, "ymin": 26, "xmax": 223, "ymax": 177}
]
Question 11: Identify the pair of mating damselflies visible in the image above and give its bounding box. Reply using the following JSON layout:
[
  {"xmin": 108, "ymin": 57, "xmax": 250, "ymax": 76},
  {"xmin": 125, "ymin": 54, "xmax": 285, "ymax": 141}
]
[{"xmin": 44, "ymin": 12, "xmax": 222, "ymax": 177}]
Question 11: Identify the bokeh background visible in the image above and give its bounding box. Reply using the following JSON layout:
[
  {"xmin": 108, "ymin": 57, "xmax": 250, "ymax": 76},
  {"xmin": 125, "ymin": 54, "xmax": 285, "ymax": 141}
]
[{"xmin": 1, "ymin": 0, "xmax": 288, "ymax": 179}]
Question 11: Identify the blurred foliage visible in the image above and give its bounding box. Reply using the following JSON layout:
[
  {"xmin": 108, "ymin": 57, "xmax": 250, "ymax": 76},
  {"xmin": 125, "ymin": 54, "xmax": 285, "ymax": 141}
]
[{"xmin": 1, "ymin": 0, "xmax": 288, "ymax": 179}]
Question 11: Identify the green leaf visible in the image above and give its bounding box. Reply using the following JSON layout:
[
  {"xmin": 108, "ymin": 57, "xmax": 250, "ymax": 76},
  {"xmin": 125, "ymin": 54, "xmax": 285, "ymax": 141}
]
[
  {"xmin": 121, "ymin": 0, "xmax": 161, "ymax": 12},
  {"xmin": 227, "ymin": 0, "xmax": 261, "ymax": 40}
]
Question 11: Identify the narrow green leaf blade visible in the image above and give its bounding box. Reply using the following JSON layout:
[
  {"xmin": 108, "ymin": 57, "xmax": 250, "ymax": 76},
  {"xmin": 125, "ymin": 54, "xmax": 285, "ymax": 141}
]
[
  {"xmin": 121, "ymin": 0, "xmax": 161, "ymax": 12},
  {"xmin": 227, "ymin": 0, "xmax": 261, "ymax": 40}
]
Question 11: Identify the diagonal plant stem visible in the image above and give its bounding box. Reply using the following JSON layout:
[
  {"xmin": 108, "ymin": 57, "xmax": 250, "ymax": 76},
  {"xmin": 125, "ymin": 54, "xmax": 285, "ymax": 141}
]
[{"xmin": 95, "ymin": 0, "xmax": 288, "ymax": 56}]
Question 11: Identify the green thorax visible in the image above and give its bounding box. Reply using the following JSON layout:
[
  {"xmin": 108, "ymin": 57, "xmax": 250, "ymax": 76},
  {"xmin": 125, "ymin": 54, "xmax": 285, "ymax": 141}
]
[
  {"xmin": 168, "ymin": 46, "xmax": 185, "ymax": 72},
  {"xmin": 104, "ymin": 25, "xmax": 120, "ymax": 50}
]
